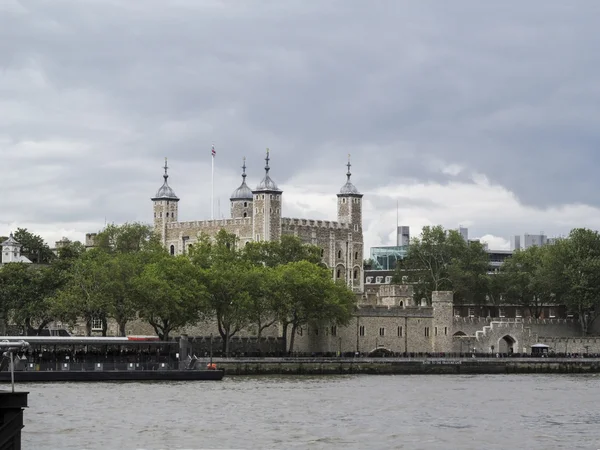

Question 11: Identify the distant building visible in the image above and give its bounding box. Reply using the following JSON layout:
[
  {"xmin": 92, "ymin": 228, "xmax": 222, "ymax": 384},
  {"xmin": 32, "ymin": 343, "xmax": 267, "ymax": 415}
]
[
  {"xmin": 510, "ymin": 235, "xmax": 521, "ymax": 251},
  {"xmin": 458, "ymin": 226, "xmax": 469, "ymax": 241},
  {"xmin": 396, "ymin": 226, "xmax": 410, "ymax": 246},
  {"xmin": 1, "ymin": 233, "xmax": 32, "ymax": 265},
  {"xmin": 523, "ymin": 233, "xmax": 547, "ymax": 249}
]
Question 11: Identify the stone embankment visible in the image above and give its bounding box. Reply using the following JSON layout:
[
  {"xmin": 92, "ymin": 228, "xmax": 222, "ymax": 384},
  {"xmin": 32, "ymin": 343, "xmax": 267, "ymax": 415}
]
[{"xmin": 210, "ymin": 357, "xmax": 600, "ymax": 375}]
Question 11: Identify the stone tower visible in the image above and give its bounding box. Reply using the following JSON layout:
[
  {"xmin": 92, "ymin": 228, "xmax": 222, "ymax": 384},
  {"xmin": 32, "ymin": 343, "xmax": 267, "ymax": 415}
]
[
  {"xmin": 230, "ymin": 157, "xmax": 253, "ymax": 220},
  {"xmin": 1, "ymin": 233, "xmax": 31, "ymax": 264},
  {"xmin": 252, "ymin": 149, "xmax": 282, "ymax": 242},
  {"xmin": 151, "ymin": 158, "xmax": 179, "ymax": 248},
  {"xmin": 432, "ymin": 291, "xmax": 454, "ymax": 353},
  {"xmin": 336, "ymin": 156, "xmax": 364, "ymax": 290}
]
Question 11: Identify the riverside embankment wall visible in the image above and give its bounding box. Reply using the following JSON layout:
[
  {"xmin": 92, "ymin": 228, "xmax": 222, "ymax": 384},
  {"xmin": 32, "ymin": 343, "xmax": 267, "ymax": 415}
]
[{"xmin": 210, "ymin": 358, "xmax": 600, "ymax": 375}]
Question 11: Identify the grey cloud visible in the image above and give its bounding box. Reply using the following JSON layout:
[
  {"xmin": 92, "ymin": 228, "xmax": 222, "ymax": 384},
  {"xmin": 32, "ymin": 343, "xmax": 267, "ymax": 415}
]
[{"xmin": 2, "ymin": 0, "xmax": 600, "ymax": 241}]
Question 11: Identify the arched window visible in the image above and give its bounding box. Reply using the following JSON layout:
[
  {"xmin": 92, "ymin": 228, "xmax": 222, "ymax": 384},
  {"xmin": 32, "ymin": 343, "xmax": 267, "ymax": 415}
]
[
  {"xmin": 337, "ymin": 250, "xmax": 342, "ymax": 259},
  {"xmin": 243, "ymin": 212, "xmax": 247, "ymax": 218},
  {"xmin": 354, "ymin": 252, "xmax": 358, "ymax": 260},
  {"xmin": 170, "ymin": 245, "xmax": 175, "ymax": 255},
  {"xmin": 320, "ymin": 249, "xmax": 324, "ymax": 257},
  {"xmin": 354, "ymin": 269, "xmax": 358, "ymax": 279},
  {"xmin": 166, "ymin": 212, "xmax": 169, "ymax": 217},
  {"xmin": 336, "ymin": 269, "xmax": 341, "ymax": 278},
  {"xmin": 244, "ymin": 202, "xmax": 247, "ymax": 207}
]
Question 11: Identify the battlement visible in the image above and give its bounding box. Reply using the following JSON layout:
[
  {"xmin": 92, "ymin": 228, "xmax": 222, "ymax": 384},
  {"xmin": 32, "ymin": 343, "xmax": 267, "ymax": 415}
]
[
  {"xmin": 281, "ymin": 217, "xmax": 350, "ymax": 230},
  {"xmin": 453, "ymin": 317, "xmax": 577, "ymax": 326},
  {"xmin": 357, "ymin": 304, "xmax": 433, "ymax": 318},
  {"xmin": 167, "ymin": 218, "xmax": 252, "ymax": 229}
]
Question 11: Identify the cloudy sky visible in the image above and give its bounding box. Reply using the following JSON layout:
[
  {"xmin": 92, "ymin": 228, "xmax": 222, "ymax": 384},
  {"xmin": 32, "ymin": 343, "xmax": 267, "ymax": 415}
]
[{"xmin": 2, "ymin": 0, "xmax": 600, "ymax": 254}]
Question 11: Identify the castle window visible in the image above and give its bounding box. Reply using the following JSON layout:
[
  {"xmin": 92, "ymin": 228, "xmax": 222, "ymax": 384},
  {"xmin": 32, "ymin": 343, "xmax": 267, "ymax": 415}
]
[
  {"xmin": 154, "ymin": 213, "xmax": 156, "ymax": 218},
  {"xmin": 159, "ymin": 212, "xmax": 162, "ymax": 218},
  {"xmin": 515, "ymin": 308, "xmax": 522, "ymax": 318},
  {"xmin": 359, "ymin": 326, "xmax": 365, "ymax": 337},
  {"xmin": 244, "ymin": 202, "xmax": 247, "ymax": 207},
  {"xmin": 444, "ymin": 327, "xmax": 448, "ymax": 336},
  {"xmin": 353, "ymin": 269, "xmax": 358, "ymax": 279},
  {"xmin": 336, "ymin": 269, "xmax": 341, "ymax": 278},
  {"xmin": 337, "ymin": 250, "xmax": 342, "ymax": 258},
  {"xmin": 342, "ymin": 198, "xmax": 346, "ymax": 203},
  {"xmin": 91, "ymin": 317, "xmax": 103, "ymax": 331},
  {"xmin": 354, "ymin": 224, "xmax": 359, "ymax": 232},
  {"xmin": 397, "ymin": 326, "xmax": 403, "ymax": 337},
  {"xmin": 424, "ymin": 327, "xmax": 430, "ymax": 337},
  {"xmin": 379, "ymin": 327, "xmax": 385, "ymax": 337},
  {"xmin": 320, "ymin": 249, "xmax": 324, "ymax": 257},
  {"xmin": 435, "ymin": 327, "xmax": 438, "ymax": 336},
  {"xmin": 170, "ymin": 245, "xmax": 175, "ymax": 255},
  {"xmin": 468, "ymin": 307, "xmax": 475, "ymax": 317},
  {"xmin": 256, "ymin": 234, "xmax": 260, "ymax": 241},
  {"xmin": 270, "ymin": 194, "xmax": 273, "ymax": 199},
  {"xmin": 243, "ymin": 212, "xmax": 247, "ymax": 218},
  {"xmin": 499, "ymin": 308, "xmax": 506, "ymax": 318},
  {"xmin": 166, "ymin": 212, "xmax": 169, "ymax": 217},
  {"xmin": 376, "ymin": 276, "xmax": 383, "ymax": 283},
  {"xmin": 270, "ymin": 208, "xmax": 272, "ymax": 213},
  {"xmin": 385, "ymin": 276, "xmax": 391, "ymax": 283},
  {"xmin": 262, "ymin": 195, "xmax": 265, "ymax": 200},
  {"xmin": 331, "ymin": 326, "xmax": 337, "ymax": 336},
  {"xmin": 354, "ymin": 251, "xmax": 358, "ymax": 260}
]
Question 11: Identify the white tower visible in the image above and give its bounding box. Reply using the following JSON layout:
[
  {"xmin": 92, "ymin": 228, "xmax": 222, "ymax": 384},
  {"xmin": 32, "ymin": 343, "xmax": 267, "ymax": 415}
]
[{"xmin": 1, "ymin": 233, "xmax": 32, "ymax": 264}]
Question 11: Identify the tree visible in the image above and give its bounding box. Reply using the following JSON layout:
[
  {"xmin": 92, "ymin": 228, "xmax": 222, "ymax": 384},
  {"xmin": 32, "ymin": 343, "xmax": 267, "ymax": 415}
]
[
  {"xmin": 54, "ymin": 249, "xmax": 112, "ymax": 336},
  {"xmin": 0, "ymin": 263, "xmax": 56, "ymax": 335},
  {"xmin": 543, "ymin": 228, "xmax": 600, "ymax": 334},
  {"xmin": 393, "ymin": 225, "xmax": 472, "ymax": 303},
  {"xmin": 245, "ymin": 265, "xmax": 279, "ymax": 352},
  {"xmin": 13, "ymin": 228, "xmax": 55, "ymax": 264},
  {"xmin": 276, "ymin": 261, "xmax": 355, "ymax": 353},
  {"xmin": 500, "ymin": 245, "xmax": 555, "ymax": 318},
  {"xmin": 135, "ymin": 254, "xmax": 207, "ymax": 341},
  {"xmin": 94, "ymin": 222, "xmax": 161, "ymax": 254},
  {"xmin": 242, "ymin": 234, "xmax": 322, "ymax": 267},
  {"xmin": 191, "ymin": 230, "xmax": 253, "ymax": 355},
  {"xmin": 447, "ymin": 240, "xmax": 491, "ymax": 306}
]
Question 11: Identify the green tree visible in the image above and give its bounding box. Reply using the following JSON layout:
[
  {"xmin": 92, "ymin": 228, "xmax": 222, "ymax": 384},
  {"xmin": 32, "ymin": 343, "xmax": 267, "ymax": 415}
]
[
  {"xmin": 135, "ymin": 253, "xmax": 207, "ymax": 341},
  {"xmin": 500, "ymin": 245, "xmax": 555, "ymax": 318},
  {"xmin": 13, "ymin": 228, "xmax": 55, "ymax": 264},
  {"xmin": 447, "ymin": 240, "xmax": 491, "ymax": 306},
  {"xmin": 393, "ymin": 225, "xmax": 472, "ymax": 303},
  {"xmin": 543, "ymin": 228, "xmax": 600, "ymax": 334},
  {"xmin": 0, "ymin": 263, "xmax": 56, "ymax": 335},
  {"xmin": 245, "ymin": 265, "xmax": 279, "ymax": 351},
  {"xmin": 54, "ymin": 249, "xmax": 111, "ymax": 336},
  {"xmin": 94, "ymin": 222, "xmax": 161, "ymax": 253},
  {"xmin": 191, "ymin": 230, "xmax": 253, "ymax": 355},
  {"xmin": 276, "ymin": 261, "xmax": 355, "ymax": 353},
  {"xmin": 242, "ymin": 234, "xmax": 322, "ymax": 267}
]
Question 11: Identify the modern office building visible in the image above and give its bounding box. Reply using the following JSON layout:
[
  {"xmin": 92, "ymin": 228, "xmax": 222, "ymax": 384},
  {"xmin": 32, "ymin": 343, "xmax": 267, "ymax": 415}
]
[{"xmin": 396, "ymin": 226, "xmax": 410, "ymax": 246}]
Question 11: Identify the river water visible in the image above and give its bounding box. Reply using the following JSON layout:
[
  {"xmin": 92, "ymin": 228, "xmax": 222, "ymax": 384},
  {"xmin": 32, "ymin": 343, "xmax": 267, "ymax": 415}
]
[{"xmin": 19, "ymin": 374, "xmax": 600, "ymax": 449}]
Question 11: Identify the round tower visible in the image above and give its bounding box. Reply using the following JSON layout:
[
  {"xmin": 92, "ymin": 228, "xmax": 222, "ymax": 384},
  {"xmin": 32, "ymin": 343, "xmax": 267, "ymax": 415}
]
[
  {"xmin": 336, "ymin": 155, "xmax": 364, "ymax": 291},
  {"xmin": 230, "ymin": 157, "xmax": 253, "ymax": 219},
  {"xmin": 151, "ymin": 158, "xmax": 179, "ymax": 246},
  {"xmin": 252, "ymin": 148, "xmax": 282, "ymax": 242}
]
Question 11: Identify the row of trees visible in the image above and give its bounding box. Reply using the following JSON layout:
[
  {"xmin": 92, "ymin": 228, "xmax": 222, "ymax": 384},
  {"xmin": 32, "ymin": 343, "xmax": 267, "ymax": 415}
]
[
  {"xmin": 0, "ymin": 225, "xmax": 356, "ymax": 354},
  {"xmin": 394, "ymin": 225, "xmax": 600, "ymax": 334}
]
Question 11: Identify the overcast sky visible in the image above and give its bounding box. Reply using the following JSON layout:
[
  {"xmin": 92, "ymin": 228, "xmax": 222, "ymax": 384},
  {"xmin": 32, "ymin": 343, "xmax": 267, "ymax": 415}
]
[{"xmin": 2, "ymin": 0, "xmax": 600, "ymax": 254}]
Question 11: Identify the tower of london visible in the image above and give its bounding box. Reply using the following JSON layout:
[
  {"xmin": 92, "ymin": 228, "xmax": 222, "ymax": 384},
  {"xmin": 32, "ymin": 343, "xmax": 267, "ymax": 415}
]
[{"xmin": 152, "ymin": 150, "xmax": 365, "ymax": 292}]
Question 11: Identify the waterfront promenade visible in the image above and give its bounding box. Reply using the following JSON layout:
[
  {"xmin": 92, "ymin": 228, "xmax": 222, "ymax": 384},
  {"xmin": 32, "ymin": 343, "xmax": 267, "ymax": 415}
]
[{"xmin": 207, "ymin": 356, "xmax": 600, "ymax": 375}]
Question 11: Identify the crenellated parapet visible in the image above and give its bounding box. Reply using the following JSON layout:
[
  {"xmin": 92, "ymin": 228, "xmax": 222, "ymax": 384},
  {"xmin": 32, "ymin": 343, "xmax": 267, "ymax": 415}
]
[
  {"xmin": 166, "ymin": 218, "xmax": 253, "ymax": 229},
  {"xmin": 281, "ymin": 217, "xmax": 350, "ymax": 229}
]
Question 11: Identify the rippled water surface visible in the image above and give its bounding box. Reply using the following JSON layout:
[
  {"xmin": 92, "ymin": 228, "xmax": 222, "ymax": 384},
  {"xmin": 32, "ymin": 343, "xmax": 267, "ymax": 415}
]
[{"xmin": 18, "ymin": 374, "xmax": 600, "ymax": 449}]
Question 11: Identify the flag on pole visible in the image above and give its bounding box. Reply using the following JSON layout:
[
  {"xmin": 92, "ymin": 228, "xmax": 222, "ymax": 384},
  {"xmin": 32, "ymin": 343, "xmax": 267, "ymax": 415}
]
[{"xmin": 211, "ymin": 144, "xmax": 216, "ymax": 157}]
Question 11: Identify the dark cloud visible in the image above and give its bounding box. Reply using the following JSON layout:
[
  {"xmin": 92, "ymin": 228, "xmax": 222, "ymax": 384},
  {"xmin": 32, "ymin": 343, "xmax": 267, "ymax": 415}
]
[{"xmin": 2, "ymin": 0, "xmax": 600, "ymax": 243}]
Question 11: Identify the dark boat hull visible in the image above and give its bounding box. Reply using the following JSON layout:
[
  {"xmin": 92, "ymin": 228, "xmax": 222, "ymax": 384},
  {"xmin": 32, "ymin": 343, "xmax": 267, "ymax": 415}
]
[{"xmin": 0, "ymin": 369, "xmax": 225, "ymax": 382}]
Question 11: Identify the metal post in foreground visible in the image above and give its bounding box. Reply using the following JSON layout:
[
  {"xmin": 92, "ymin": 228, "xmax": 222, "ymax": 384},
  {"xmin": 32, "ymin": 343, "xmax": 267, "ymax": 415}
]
[{"xmin": 10, "ymin": 351, "xmax": 14, "ymax": 393}]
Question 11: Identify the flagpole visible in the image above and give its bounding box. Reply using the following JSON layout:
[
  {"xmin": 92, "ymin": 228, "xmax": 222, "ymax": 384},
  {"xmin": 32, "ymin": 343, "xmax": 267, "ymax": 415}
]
[{"xmin": 211, "ymin": 144, "xmax": 215, "ymax": 220}]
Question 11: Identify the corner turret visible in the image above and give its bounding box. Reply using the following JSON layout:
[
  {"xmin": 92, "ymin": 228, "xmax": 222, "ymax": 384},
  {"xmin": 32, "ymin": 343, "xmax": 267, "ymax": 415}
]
[
  {"xmin": 230, "ymin": 157, "xmax": 253, "ymax": 219},
  {"xmin": 151, "ymin": 158, "xmax": 179, "ymax": 245},
  {"xmin": 252, "ymin": 148, "xmax": 282, "ymax": 242}
]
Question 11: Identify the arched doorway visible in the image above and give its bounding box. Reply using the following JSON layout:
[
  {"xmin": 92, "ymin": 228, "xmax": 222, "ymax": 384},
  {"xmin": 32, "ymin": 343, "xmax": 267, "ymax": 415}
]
[{"xmin": 498, "ymin": 335, "xmax": 516, "ymax": 354}]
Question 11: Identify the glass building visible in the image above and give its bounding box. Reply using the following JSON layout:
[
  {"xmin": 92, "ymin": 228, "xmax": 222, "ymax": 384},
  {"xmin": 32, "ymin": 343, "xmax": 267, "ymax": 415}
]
[{"xmin": 369, "ymin": 246, "xmax": 409, "ymax": 270}]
